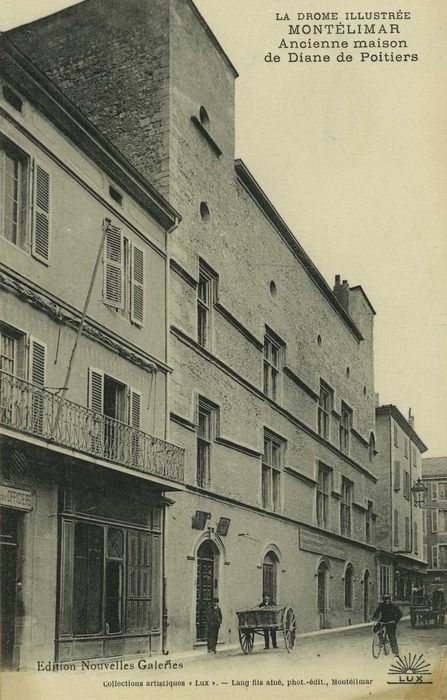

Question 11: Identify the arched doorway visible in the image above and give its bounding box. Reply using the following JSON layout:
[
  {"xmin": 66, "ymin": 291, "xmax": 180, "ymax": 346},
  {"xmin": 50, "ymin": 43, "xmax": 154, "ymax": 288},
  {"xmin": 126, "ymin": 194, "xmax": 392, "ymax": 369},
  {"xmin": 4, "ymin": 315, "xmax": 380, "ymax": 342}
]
[
  {"xmin": 262, "ymin": 551, "xmax": 279, "ymax": 602},
  {"xmin": 195, "ymin": 540, "xmax": 219, "ymax": 641},
  {"xmin": 317, "ymin": 559, "xmax": 330, "ymax": 629},
  {"xmin": 363, "ymin": 570, "xmax": 370, "ymax": 622}
]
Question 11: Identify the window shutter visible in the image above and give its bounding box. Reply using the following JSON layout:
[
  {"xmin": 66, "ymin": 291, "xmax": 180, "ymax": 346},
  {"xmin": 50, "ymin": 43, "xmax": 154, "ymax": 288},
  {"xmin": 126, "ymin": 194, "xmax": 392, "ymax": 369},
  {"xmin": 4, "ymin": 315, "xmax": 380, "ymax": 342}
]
[
  {"xmin": 432, "ymin": 546, "xmax": 438, "ymax": 568},
  {"xmin": 32, "ymin": 161, "xmax": 50, "ymax": 263},
  {"xmin": 88, "ymin": 368, "xmax": 104, "ymax": 414},
  {"xmin": 431, "ymin": 510, "xmax": 438, "ymax": 533},
  {"xmin": 29, "ymin": 338, "xmax": 46, "ymax": 386},
  {"xmin": 103, "ymin": 224, "xmax": 124, "ymax": 308},
  {"xmin": 130, "ymin": 243, "xmax": 144, "ymax": 325},
  {"xmin": 432, "ymin": 482, "xmax": 438, "ymax": 501}
]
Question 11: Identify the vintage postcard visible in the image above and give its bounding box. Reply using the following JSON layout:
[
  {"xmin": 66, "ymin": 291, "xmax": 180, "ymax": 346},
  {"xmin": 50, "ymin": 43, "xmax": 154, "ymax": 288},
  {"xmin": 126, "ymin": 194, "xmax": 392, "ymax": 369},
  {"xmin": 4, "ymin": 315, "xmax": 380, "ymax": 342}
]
[{"xmin": 0, "ymin": 1, "xmax": 446, "ymax": 699}]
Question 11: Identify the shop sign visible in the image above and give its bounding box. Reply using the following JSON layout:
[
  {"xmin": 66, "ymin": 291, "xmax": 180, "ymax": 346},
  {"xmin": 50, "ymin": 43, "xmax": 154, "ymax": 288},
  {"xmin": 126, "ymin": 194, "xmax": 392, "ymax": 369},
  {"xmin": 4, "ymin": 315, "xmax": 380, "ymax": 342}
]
[
  {"xmin": 0, "ymin": 483, "xmax": 33, "ymax": 511},
  {"xmin": 299, "ymin": 527, "xmax": 346, "ymax": 560}
]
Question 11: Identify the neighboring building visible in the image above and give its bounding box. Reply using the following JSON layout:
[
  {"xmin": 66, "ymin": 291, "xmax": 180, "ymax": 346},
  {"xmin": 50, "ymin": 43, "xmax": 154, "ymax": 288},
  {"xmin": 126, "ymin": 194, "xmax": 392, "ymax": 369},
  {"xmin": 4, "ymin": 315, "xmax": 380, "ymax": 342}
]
[
  {"xmin": 421, "ymin": 457, "xmax": 447, "ymax": 593},
  {"xmin": 375, "ymin": 405, "xmax": 428, "ymax": 608},
  {"xmin": 0, "ymin": 40, "xmax": 184, "ymax": 670},
  {"xmin": 5, "ymin": 0, "xmax": 382, "ymax": 651}
]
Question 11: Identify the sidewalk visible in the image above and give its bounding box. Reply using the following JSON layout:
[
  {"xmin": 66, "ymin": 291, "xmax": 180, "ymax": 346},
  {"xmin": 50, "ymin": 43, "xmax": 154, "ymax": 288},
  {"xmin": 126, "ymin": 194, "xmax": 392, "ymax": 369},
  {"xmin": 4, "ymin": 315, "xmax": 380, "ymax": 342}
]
[{"xmin": 164, "ymin": 617, "xmax": 398, "ymax": 664}]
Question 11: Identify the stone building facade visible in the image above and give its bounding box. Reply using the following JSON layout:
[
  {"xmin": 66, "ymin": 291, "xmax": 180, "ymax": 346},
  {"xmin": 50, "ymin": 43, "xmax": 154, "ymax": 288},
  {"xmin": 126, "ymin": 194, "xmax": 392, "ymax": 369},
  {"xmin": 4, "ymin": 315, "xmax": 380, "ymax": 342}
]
[
  {"xmin": 0, "ymin": 40, "xmax": 184, "ymax": 670},
  {"xmin": 5, "ymin": 0, "xmax": 385, "ymax": 655},
  {"xmin": 421, "ymin": 457, "xmax": 447, "ymax": 592},
  {"xmin": 374, "ymin": 405, "xmax": 427, "ymax": 610}
]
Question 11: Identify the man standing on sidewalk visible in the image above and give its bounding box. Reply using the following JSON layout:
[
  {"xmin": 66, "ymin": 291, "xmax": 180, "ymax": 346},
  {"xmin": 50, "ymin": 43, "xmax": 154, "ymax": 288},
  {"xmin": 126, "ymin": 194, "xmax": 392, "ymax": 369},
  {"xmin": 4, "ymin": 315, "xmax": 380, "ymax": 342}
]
[
  {"xmin": 206, "ymin": 597, "xmax": 222, "ymax": 653},
  {"xmin": 259, "ymin": 594, "xmax": 278, "ymax": 650},
  {"xmin": 372, "ymin": 594, "xmax": 402, "ymax": 656}
]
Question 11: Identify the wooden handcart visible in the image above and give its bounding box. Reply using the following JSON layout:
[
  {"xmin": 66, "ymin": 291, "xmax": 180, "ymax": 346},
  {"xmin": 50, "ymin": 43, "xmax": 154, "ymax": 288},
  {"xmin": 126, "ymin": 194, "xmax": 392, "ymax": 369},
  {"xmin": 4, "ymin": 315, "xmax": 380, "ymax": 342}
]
[{"xmin": 236, "ymin": 605, "xmax": 296, "ymax": 654}]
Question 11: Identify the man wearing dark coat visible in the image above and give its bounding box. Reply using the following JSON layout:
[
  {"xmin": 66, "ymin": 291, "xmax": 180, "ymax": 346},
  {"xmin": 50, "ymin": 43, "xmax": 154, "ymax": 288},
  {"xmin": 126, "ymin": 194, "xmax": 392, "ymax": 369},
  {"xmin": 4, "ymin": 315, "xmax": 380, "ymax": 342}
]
[
  {"xmin": 259, "ymin": 594, "xmax": 277, "ymax": 649},
  {"xmin": 372, "ymin": 594, "xmax": 402, "ymax": 656},
  {"xmin": 206, "ymin": 596, "xmax": 222, "ymax": 653}
]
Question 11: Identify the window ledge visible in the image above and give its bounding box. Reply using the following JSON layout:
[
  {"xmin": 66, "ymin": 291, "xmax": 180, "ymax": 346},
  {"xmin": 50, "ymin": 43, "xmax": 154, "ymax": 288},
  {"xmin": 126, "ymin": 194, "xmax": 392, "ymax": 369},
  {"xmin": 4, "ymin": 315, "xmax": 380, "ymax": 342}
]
[{"xmin": 191, "ymin": 116, "xmax": 222, "ymax": 156}]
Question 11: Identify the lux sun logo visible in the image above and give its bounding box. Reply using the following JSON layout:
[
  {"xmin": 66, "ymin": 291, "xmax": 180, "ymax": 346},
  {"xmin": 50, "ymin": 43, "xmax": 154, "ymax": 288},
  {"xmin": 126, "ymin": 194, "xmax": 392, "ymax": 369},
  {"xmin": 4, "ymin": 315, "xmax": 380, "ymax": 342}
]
[{"xmin": 387, "ymin": 653, "xmax": 432, "ymax": 685}]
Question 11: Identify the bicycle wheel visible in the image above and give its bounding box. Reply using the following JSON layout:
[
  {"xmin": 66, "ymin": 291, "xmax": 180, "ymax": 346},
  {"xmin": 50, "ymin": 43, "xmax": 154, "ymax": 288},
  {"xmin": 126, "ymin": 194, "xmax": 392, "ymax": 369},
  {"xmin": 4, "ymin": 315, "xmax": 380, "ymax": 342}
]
[{"xmin": 371, "ymin": 632, "xmax": 382, "ymax": 658}]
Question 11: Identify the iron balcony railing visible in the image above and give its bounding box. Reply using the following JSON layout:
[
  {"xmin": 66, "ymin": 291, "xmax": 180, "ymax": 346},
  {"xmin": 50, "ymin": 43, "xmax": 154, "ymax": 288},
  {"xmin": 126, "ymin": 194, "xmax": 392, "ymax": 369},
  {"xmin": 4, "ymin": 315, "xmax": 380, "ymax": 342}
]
[{"xmin": 0, "ymin": 370, "xmax": 184, "ymax": 484}]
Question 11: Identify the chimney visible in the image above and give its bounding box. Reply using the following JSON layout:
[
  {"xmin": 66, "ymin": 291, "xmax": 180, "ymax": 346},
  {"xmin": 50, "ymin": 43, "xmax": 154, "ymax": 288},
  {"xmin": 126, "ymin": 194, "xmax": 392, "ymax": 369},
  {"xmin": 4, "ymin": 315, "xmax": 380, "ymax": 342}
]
[
  {"xmin": 333, "ymin": 275, "xmax": 350, "ymax": 313},
  {"xmin": 408, "ymin": 408, "xmax": 415, "ymax": 429}
]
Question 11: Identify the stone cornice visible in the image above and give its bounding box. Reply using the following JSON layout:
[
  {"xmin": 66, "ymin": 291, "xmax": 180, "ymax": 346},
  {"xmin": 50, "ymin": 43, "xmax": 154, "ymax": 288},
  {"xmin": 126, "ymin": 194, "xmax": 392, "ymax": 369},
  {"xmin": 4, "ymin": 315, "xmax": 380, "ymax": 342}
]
[{"xmin": 0, "ymin": 268, "xmax": 168, "ymax": 374}]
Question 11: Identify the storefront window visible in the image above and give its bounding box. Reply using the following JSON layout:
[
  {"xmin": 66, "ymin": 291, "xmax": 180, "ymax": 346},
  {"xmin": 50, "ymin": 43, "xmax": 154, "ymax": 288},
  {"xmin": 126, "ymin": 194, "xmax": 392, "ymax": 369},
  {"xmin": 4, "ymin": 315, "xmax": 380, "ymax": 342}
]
[{"xmin": 73, "ymin": 522, "xmax": 104, "ymax": 635}]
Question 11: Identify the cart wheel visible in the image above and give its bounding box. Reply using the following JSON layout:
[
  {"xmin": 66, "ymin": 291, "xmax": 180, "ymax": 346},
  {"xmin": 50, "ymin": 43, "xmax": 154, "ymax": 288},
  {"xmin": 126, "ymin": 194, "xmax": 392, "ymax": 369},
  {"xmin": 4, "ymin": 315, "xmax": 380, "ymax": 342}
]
[
  {"xmin": 410, "ymin": 612, "xmax": 416, "ymax": 628},
  {"xmin": 283, "ymin": 607, "xmax": 297, "ymax": 653},
  {"xmin": 239, "ymin": 629, "xmax": 254, "ymax": 654}
]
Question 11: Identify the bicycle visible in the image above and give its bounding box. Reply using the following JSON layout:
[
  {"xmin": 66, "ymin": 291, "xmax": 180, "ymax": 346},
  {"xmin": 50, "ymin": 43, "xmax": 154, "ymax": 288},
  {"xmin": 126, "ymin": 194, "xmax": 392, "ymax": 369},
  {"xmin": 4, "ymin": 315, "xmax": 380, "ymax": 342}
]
[{"xmin": 371, "ymin": 621, "xmax": 392, "ymax": 658}]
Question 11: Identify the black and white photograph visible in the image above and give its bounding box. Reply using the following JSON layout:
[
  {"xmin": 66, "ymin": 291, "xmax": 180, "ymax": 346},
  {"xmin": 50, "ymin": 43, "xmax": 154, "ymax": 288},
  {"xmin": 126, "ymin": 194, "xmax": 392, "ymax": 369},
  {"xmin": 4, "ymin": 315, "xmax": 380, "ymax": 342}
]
[{"xmin": 0, "ymin": 1, "xmax": 446, "ymax": 698}]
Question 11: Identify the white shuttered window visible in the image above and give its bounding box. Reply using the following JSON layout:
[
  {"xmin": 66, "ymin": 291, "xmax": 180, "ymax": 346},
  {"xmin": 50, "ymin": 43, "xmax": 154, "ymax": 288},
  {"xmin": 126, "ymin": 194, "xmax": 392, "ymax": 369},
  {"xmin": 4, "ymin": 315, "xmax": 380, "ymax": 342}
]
[
  {"xmin": 104, "ymin": 224, "xmax": 124, "ymax": 308},
  {"xmin": 103, "ymin": 223, "xmax": 145, "ymax": 325},
  {"xmin": 29, "ymin": 338, "xmax": 46, "ymax": 386},
  {"xmin": 32, "ymin": 161, "xmax": 51, "ymax": 263},
  {"xmin": 130, "ymin": 243, "xmax": 144, "ymax": 325}
]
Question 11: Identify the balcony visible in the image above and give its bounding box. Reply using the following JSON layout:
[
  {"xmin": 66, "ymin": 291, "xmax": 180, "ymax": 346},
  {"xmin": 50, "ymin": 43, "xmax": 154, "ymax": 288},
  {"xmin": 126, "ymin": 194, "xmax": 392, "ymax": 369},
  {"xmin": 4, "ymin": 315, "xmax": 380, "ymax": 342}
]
[{"xmin": 0, "ymin": 371, "xmax": 184, "ymax": 485}]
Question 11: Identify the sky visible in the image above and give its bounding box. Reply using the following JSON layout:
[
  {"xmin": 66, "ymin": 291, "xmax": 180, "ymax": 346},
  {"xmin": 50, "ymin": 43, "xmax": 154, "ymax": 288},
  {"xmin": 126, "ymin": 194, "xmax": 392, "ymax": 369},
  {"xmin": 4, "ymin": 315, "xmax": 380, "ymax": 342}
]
[{"xmin": 1, "ymin": 1, "xmax": 446, "ymax": 457}]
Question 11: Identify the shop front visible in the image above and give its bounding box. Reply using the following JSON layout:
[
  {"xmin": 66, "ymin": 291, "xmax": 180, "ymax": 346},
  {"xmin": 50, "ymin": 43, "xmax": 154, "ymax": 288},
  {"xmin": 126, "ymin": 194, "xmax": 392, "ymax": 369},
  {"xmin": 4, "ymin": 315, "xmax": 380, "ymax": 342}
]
[{"xmin": 56, "ymin": 463, "xmax": 166, "ymax": 662}]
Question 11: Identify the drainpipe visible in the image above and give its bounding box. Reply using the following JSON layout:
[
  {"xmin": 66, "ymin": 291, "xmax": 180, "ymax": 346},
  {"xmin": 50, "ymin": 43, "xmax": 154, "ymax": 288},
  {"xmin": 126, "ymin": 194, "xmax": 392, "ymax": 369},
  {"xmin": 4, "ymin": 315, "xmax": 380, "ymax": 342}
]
[{"xmin": 162, "ymin": 503, "xmax": 169, "ymax": 654}]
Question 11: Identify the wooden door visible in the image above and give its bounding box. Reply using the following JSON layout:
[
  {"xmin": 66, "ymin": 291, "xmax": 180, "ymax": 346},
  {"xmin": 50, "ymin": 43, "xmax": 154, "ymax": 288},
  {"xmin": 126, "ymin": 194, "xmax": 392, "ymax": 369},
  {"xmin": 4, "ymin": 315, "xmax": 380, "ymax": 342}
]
[{"xmin": 196, "ymin": 542, "xmax": 216, "ymax": 641}]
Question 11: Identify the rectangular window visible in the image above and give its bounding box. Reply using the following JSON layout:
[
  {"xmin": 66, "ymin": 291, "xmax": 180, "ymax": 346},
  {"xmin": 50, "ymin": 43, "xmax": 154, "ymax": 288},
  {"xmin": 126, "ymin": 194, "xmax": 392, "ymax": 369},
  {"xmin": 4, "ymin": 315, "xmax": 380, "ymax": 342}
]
[
  {"xmin": 71, "ymin": 520, "xmax": 159, "ymax": 638},
  {"xmin": 318, "ymin": 382, "xmax": 332, "ymax": 439},
  {"xmin": 340, "ymin": 477, "xmax": 352, "ymax": 537},
  {"xmin": 438, "ymin": 510, "xmax": 447, "ymax": 532},
  {"xmin": 379, "ymin": 564, "xmax": 391, "ymax": 596},
  {"xmin": 439, "ymin": 483, "xmax": 447, "ymax": 500},
  {"xmin": 403, "ymin": 471, "xmax": 410, "ymax": 500},
  {"xmin": 432, "ymin": 545, "xmax": 438, "ymax": 568},
  {"xmin": 393, "ymin": 424, "xmax": 399, "ymax": 447},
  {"xmin": 339, "ymin": 403, "xmax": 352, "ymax": 454},
  {"xmin": 412, "ymin": 448, "xmax": 417, "ymax": 468},
  {"xmin": 431, "ymin": 510, "xmax": 438, "ymax": 533},
  {"xmin": 365, "ymin": 501, "xmax": 373, "ymax": 543},
  {"xmin": 263, "ymin": 333, "xmax": 282, "ymax": 401},
  {"xmin": 439, "ymin": 545, "xmax": 447, "ymax": 568},
  {"xmin": 262, "ymin": 432, "xmax": 283, "ymax": 512},
  {"xmin": 431, "ymin": 482, "xmax": 438, "ymax": 501},
  {"xmin": 197, "ymin": 399, "xmax": 214, "ymax": 488},
  {"xmin": 405, "ymin": 516, "xmax": 410, "ymax": 550},
  {"xmin": 0, "ymin": 138, "xmax": 50, "ymax": 262},
  {"xmin": 393, "ymin": 461, "xmax": 401, "ymax": 491},
  {"xmin": 103, "ymin": 223, "xmax": 144, "ymax": 325},
  {"xmin": 88, "ymin": 368, "xmax": 141, "ymax": 462},
  {"xmin": 73, "ymin": 521, "xmax": 104, "ymax": 635},
  {"xmin": 316, "ymin": 464, "xmax": 331, "ymax": 528},
  {"xmin": 423, "ymin": 544, "xmax": 427, "ymax": 563},
  {"xmin": 414, "ymin": 521, "xmax": 418, "ymax": 555},
  {"xmin": 404, "ymin": 437, "xmax": 409, "ymax": 458},
  {"xmin": 0, "ymin": 325, "xmax": 26, "ymax": 376},
  {"xmin": 197, "ymin": 273, "xmax": 211, "ymax": 348},
  {"xmin": 393, "ymin": 509, "xmax": 399, "ymax": 547},
  {"xmin": 422, "ymin": 509, "xmax": 426, "ymax": 534},
  {"xmin": 197, "ymin": 261, "xmax": 217, "ymax": 349}
]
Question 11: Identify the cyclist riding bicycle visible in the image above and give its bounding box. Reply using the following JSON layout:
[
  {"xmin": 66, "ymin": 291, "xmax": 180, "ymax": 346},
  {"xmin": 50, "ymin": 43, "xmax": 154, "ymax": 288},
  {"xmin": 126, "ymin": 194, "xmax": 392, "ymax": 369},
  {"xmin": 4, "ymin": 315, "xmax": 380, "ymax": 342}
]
[{"xmin": 372, "ymin": 594, "xmax": 402, "ymax": 656}]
